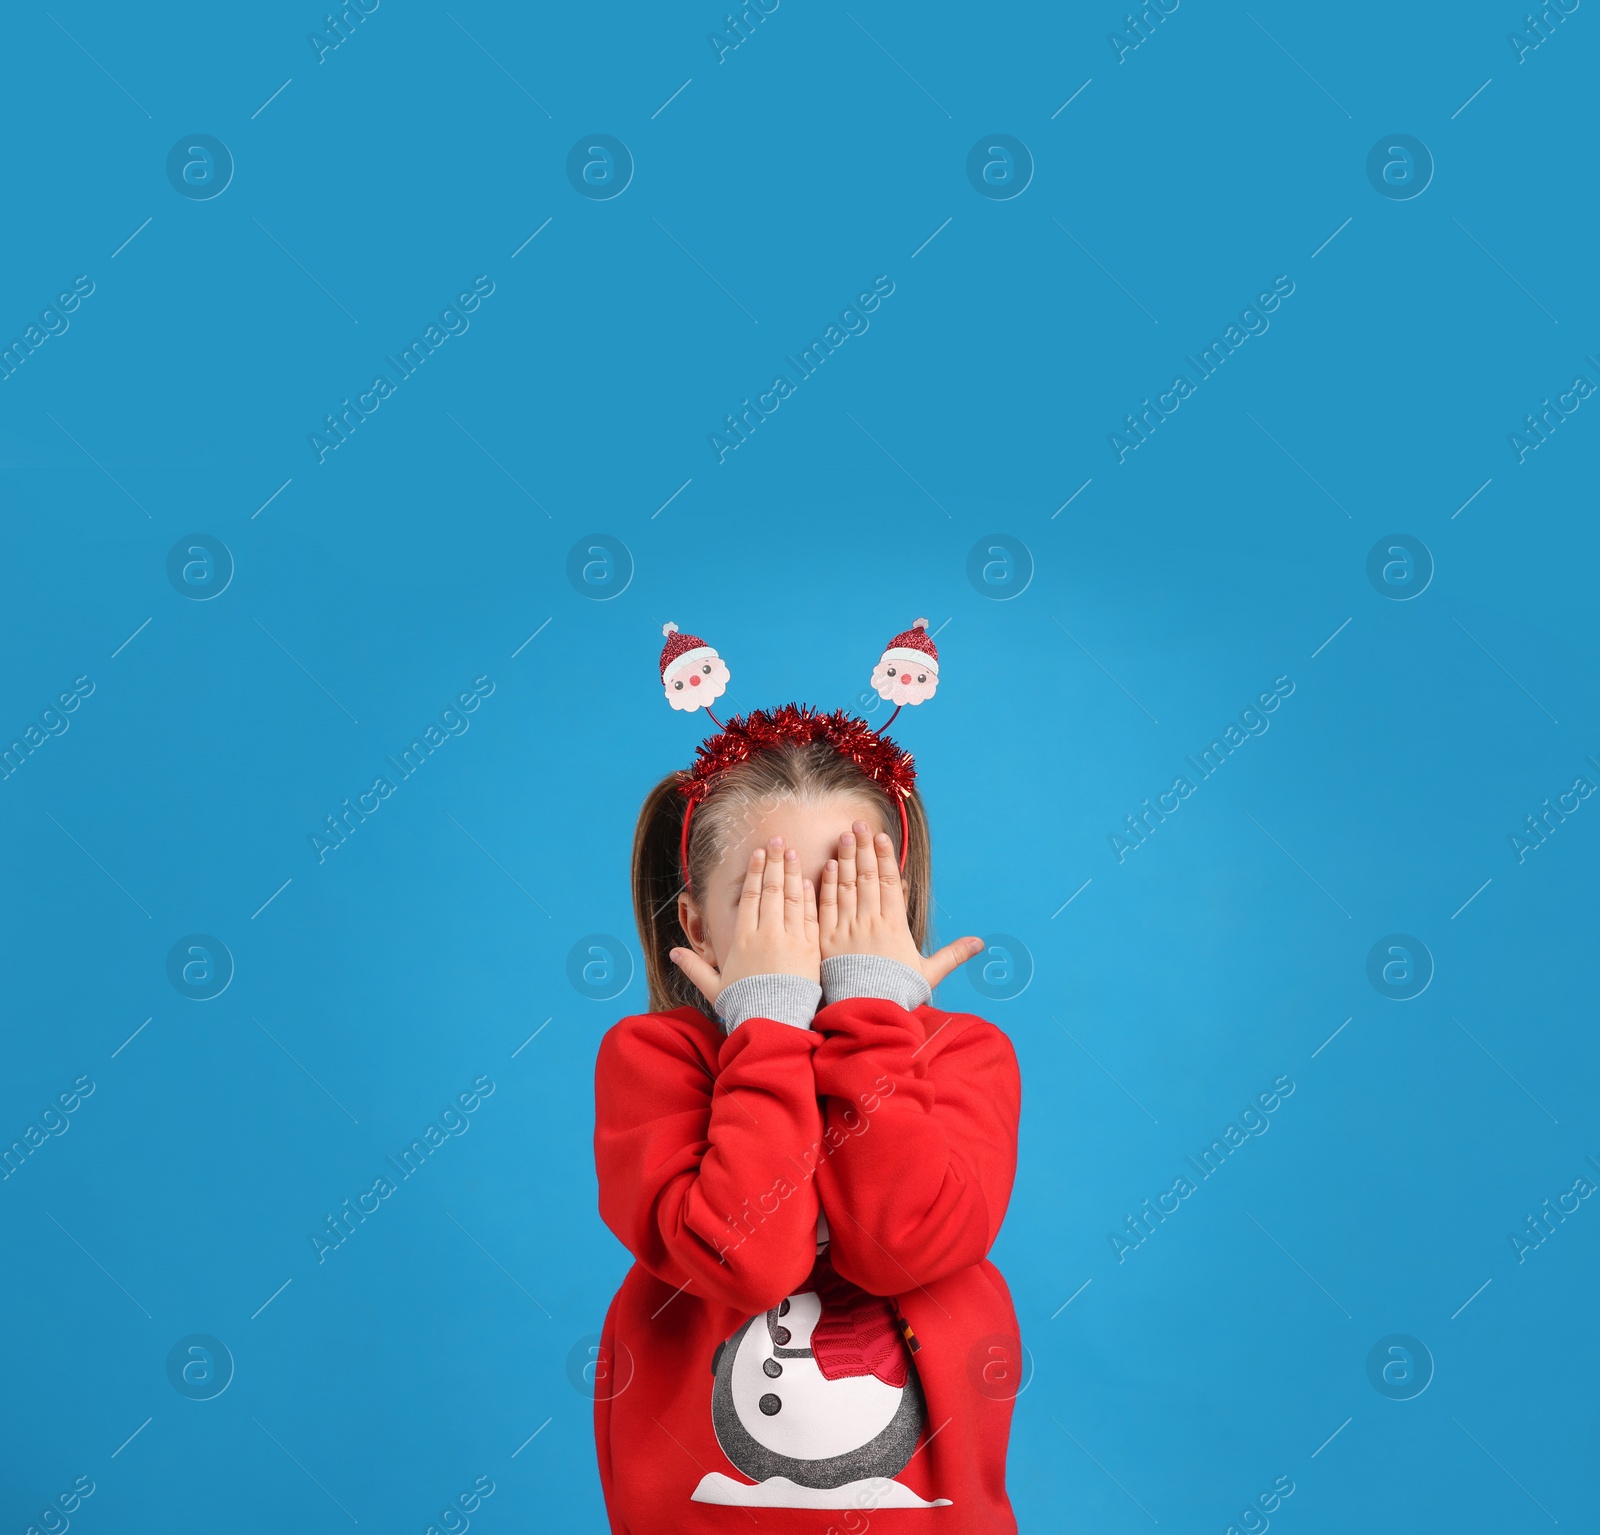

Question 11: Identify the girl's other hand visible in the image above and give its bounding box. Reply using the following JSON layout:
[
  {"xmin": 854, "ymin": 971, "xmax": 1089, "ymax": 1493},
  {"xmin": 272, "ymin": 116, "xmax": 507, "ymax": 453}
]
[
  {"xmin": 818, "ymin": 820, "xmax": 983, "ymax": 989},
  {"xmin": 670, "ymin": 837, "xmax": 820, "ymax": 1005}
]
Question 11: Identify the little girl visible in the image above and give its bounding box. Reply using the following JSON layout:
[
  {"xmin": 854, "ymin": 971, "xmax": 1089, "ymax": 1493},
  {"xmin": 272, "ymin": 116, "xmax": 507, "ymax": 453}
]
[{"xmin": 592, "ymin": 622, "xmax": 1022, "ymax": 1533}]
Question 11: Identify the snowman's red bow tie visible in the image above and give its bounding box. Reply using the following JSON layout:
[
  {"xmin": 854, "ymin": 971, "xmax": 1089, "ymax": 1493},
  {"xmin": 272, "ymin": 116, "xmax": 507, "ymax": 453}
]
[{"xmin": 788, "ymin": 1254, "xmax": 913, "ymax": 1390}]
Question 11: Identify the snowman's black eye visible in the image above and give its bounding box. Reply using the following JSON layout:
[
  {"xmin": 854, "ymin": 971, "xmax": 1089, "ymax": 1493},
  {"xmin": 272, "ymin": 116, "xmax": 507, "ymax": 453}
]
[
  {"xmin": 702, "ymin": 664, "xmax": 711, "ymax": 674},
  {"xmin": 887, "ymin": 666, "xmax": 897, "ymax": 676},
  {"xmin": 917, "ymin": 673, "xmax": 926, "ymax": 683},
  {"xmin": 673, "ymin": 680, "xmax": 684, "ymax": 690}
]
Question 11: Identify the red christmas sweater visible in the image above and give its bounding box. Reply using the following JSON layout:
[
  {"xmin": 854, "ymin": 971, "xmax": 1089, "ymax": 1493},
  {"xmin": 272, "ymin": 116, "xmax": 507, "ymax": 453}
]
[{"xmin": 592, "ymin": 992, "xmax": 1022, "ymax": 1533}]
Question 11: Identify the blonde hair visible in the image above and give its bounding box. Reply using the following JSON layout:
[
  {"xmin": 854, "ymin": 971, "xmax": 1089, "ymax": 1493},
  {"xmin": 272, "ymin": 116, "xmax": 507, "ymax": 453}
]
[{"xmin": 631, "ymin": 741, "xmax": 932, "ymax": 1014}]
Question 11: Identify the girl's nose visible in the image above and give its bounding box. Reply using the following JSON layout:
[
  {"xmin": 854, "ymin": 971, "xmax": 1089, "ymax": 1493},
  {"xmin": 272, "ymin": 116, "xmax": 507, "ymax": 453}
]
[{"xmin": 689, "ymin": 674, "xmax": 701, "ymax": 686}]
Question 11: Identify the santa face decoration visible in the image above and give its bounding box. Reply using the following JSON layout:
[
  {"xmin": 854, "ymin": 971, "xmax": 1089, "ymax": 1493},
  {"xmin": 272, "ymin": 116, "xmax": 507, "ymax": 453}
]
[
  {"xmin": 659, "ymin": 618, "xmax": 940, "ymax": 893},
  {"xmin": 665, "ymin": 653, "xmax": 730, "ymax": 710},
  {"xmin": 870, "ymin": 617, "xmax": 939, "ymax": 706},
  {"xmin": 660, "ymin": 623, "xmax": 730, "ymax": 713}
]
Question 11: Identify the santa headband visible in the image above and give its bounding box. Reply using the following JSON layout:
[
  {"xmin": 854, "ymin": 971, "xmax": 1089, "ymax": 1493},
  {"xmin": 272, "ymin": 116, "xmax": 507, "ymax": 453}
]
[{"xmin": 659, "ymin": 618, "xmax": 941, "ymax": 890}]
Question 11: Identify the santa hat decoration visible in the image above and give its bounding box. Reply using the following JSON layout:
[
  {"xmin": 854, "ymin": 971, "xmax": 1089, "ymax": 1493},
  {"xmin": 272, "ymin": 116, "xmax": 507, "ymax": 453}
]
[
  {"xmin": 661, "ymin": 616, "xmax": 942, "ymax": 890},
  {"xmin": 659, "ymin": 621, "xmax": 717, "ymax": 678},
  {"xmin": 869, "ymin": 616, "xmax": 940, "ymax": 718},
  {"xmin": 878, "ymin": 617, "xmax": 938, "ymax": 676},
  {"xmin": 659, "ymin": 621, "xmax": 731, "ymax": 718}
]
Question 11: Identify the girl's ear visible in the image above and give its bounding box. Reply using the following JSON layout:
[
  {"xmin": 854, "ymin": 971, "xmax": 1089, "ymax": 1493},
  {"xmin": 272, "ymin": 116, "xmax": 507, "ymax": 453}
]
[{"xmin": 677, "ymin": 892, "xmax": 715, "ymax": 964}]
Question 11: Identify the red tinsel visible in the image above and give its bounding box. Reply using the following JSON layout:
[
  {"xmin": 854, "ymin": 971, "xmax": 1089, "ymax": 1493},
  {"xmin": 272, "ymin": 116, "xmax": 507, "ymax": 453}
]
[{"xmin": 678, "ymin": 704, "xmax": 916, "ymax": 804}]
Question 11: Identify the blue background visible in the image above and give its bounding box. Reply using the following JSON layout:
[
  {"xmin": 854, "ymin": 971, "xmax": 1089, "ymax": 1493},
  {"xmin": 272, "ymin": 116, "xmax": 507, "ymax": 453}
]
[{"xmin": 3, "ymin": 1, "xmax": 1596, "ymax": 1529}]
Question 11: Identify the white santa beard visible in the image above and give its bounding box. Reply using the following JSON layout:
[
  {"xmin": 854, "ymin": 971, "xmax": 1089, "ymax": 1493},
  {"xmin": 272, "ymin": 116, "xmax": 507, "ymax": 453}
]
[
  {"xmin": 871, "ymin": 667, "xmax": 937, "ymax": 704},
  {"xmin": 665, "ymin": 665, "xmax": 729, "ymax": 710}
]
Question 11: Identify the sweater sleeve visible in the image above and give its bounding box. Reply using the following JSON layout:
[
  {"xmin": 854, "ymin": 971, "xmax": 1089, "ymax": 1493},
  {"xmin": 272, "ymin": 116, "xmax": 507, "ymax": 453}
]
[
  {"xmin": 594, "ymin": 1012, "xmax": 825, "ymax": 1314},
  {"xmin": 809, "ymin": 995, "xmax": 1020, "ymax": 1294}
]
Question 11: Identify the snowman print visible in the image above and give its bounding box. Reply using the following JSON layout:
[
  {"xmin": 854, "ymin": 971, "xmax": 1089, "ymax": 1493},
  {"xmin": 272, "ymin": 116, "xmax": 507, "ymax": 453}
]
[{"xmin": 691, "ymin": 1284, "xmax": 950, "ymax": 1509}]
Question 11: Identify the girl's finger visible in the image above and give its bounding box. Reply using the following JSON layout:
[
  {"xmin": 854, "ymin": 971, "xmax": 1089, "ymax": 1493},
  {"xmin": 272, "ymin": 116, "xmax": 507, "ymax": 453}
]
[
  {"xmin": 782, "ymin": 847, "xmax": 805, "ymax": 932},
  {"xmin": 670, "ymin": 946, "xmax": 723, "ymax": 1004},
  {"xmin": 852, "ymin": 819, "xmax": 880, "ymax": 917},
  {"xmin": 758, "ymin": 836, "xmax": 786, "ymax": 926},
  {"xmin": 873, "ymin": 829, "xmax": 904, "ymax": 915},
  {"xmin": 734, "ymin": 847, "xmax": 766, "ymax": 934},
  {"xmin": 818, "ymin": 857, "xmax": 840, "ymax": 931},
  {"xmin": 803, "ymin": 877, "xmax": 818, "ymax": 943},
  {"xmin": 836, "ymin": 834, "xmax": 858, "ymax": 924},
  {"xmin": 922, "ymin": 935, "xmax": 986, "ymax": 988}
]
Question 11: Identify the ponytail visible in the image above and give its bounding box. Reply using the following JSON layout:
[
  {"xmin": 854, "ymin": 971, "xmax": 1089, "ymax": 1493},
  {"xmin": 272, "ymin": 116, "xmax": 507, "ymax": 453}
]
[{"xmin": 632, "ymin": 773, "xmax": 701, "ymax": 1014}]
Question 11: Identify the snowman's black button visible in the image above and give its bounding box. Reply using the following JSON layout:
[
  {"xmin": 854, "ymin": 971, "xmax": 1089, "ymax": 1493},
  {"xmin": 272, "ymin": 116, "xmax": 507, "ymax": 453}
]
[
  {"xmin": 763, "ymin": 1358, "xmax": 782, "ymax": 1378},
  {"xmin": 778, "ymin": 1299, "xmax": 791, "ymax": 1317},
  {"xmin": 758, "ymin": 1393, "xmax": 782, "ymax": 1416},
  {"xmin": 772, "ymin": 1326, "xmax": 791, "ymax": 1345}
]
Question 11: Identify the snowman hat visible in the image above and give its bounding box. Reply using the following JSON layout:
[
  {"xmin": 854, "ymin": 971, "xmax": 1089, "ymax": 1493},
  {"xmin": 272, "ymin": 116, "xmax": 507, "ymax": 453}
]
[
  {"xmin": 659, "ymin": 621, "xmax": 719, "ymax": 678},
  {"xmin": 877, "ymin": 616, "xmax": 938, "ymax": 675},
  {"xmin": 658, "ymin": 616, "xmax": 945, "ymax": 891}
]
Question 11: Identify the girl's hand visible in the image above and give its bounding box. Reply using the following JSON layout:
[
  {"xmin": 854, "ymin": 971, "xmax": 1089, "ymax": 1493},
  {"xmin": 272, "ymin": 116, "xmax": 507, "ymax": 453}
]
[
  {"xmin": 670, "ymin": 837, "xmax": 820, "ymax": 1005},
  {"xmin": 818, "ymin": 820, "xmax": 984, "ymax": 989}
]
